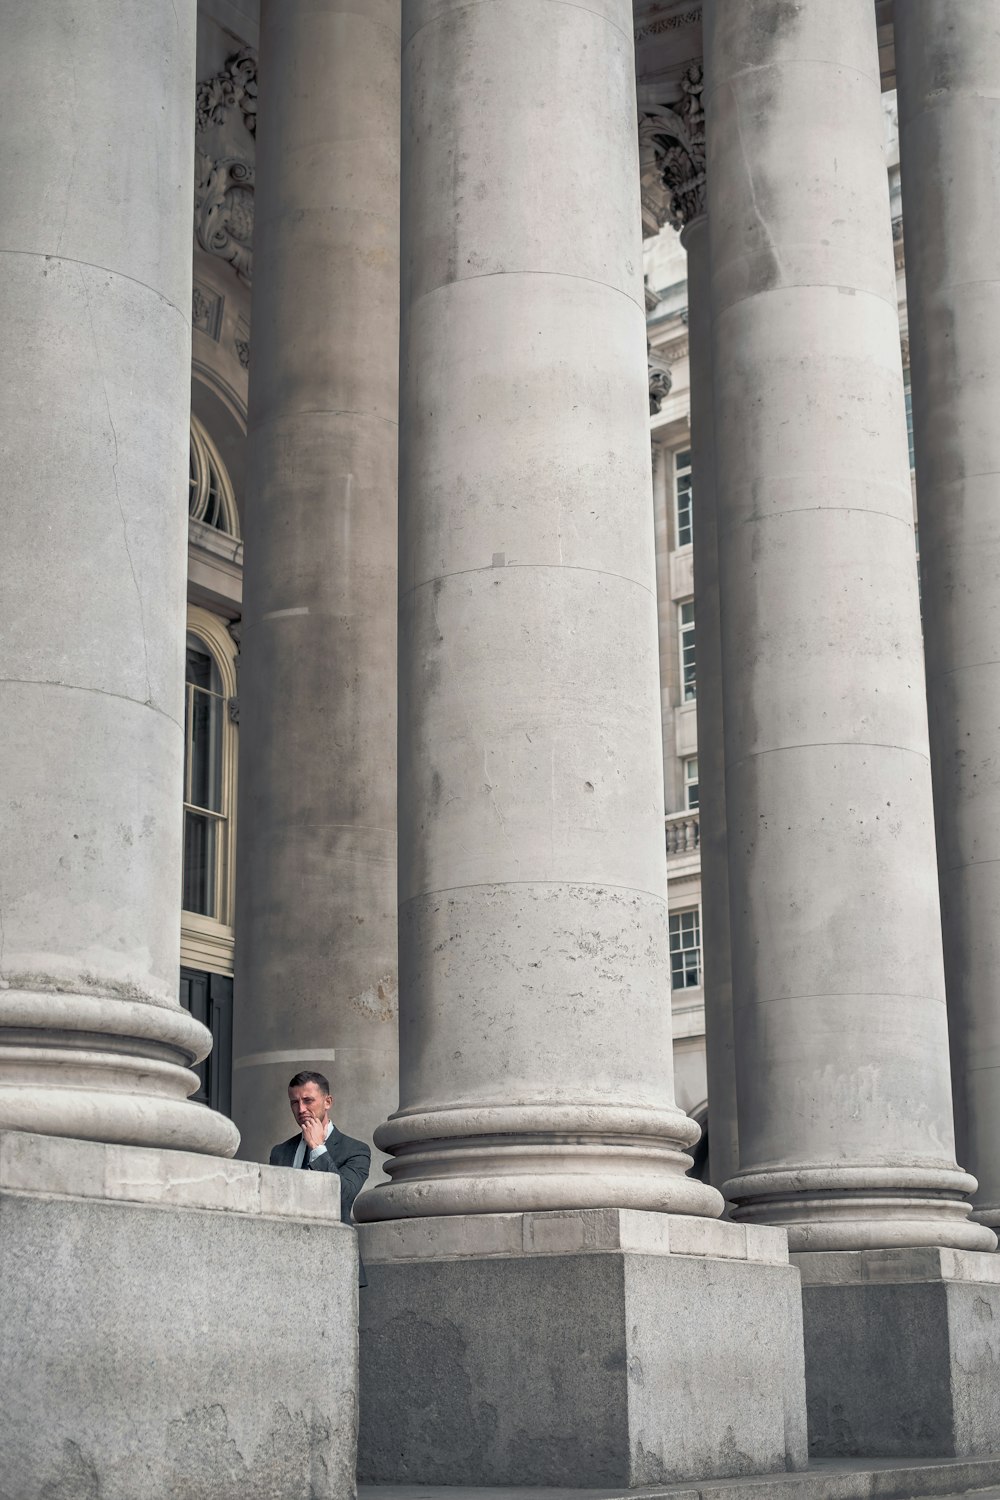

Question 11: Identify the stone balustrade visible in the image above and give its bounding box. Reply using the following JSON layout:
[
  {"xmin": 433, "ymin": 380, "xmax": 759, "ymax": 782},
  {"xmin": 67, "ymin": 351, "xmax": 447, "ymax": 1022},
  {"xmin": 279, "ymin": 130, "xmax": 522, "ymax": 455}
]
[{"xmin": 666, "ymin": 809, "xmax": 701, "ymax": 858}]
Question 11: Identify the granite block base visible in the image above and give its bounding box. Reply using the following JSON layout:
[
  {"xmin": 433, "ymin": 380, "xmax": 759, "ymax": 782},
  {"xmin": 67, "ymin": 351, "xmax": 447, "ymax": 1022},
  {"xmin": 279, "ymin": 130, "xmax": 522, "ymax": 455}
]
[
  {"xmin": 797, "ymin": 1246, "xmax": 1000, "ymax": 1458},
  {"xmin": 0, "ymin": 1131, "xmax": 360, "ymax": 1500},
  {"xmin": 357, "ymin": 1208, "xmax": 807, "ymax": 1487}
]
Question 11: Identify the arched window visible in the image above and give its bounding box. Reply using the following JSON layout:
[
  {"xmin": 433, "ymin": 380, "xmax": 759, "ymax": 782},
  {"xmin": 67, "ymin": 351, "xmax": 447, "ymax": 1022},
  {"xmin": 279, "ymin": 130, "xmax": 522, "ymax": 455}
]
[
  {"xmin": 182, "ymin": 609, "xmax": 238, "ymax": 941},
  {"xmin": 189, "ymin": 413, "xmax": 240, "ymax": 536}
]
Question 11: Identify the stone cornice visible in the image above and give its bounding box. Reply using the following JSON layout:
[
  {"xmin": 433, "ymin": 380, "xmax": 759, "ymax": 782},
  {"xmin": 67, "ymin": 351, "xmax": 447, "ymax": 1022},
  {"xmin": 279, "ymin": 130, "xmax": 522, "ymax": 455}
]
[{"xmin": 634, "ymin": 5, "xmax": 701, "ymax": 45}]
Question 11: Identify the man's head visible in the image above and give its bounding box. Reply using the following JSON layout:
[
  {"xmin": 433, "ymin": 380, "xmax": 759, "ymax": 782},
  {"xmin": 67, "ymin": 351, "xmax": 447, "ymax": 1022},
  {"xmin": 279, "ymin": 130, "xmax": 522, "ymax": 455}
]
[{"xmin": 288, "ymin": 1071, "xmax": 332, "ymax": 1132}]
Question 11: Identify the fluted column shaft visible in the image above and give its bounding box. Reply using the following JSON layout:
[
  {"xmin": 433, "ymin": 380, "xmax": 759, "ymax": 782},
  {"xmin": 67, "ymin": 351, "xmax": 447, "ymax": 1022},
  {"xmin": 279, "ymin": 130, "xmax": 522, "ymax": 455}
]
[
  {"xmin": 704, "ymin": 0, "xmax": 993, "ymax": 1252},
  {"xmin": 233, "ymin": 0, "xmax": 401, "ymax": 1163},
  {"xmin": 683, "ymin": 212, "xmax": 739, "ymax": 1200},
  {"xmin": 0, "ymin": 0, "xmax": 236, "ymax": 1156},
  {"xmin": 357, "ymin": 0, "xmax": 721, "ymax": 1223},
  {"xmin": 897, "ymin": 0, "xmax": 1000, "ymax": 1232}
]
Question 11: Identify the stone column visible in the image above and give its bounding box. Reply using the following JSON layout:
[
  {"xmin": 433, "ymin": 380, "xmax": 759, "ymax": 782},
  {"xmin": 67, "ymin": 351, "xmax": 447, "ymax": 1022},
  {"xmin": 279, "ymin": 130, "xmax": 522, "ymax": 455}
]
[
  {"xmin": 357, "ymin": 0, "xmax": 721, "ymax": 1223},
  {"xmin": 232, "ymin": 0, "xmax": 400, "ymax": 1163},
  {"xmin": 705, "ymin": 0, "xmax": 993, "ymax": 1252},
  {"xmin": 896, "ymin": 1, "xmax": 1000, "ymax": 1235},
  {"xmin": 0, "ymin": 1, "xmax": 236, "ymax": 1155},
  {"xmin": 683, "ymin": 211, "xmax": 739, "ymax": 1201}
]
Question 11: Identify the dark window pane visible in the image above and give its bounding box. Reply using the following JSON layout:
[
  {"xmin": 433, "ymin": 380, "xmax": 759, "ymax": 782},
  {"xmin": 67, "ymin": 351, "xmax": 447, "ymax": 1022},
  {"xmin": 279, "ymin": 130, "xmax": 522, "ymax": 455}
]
[
  {"xmin": 183, "ymin": 810, "xmax": 217, "ymax": 917},
  {"xmin": 180, "ymin": 968, "xmax": 233, "ymax": 1115},
  {"xmin": 186, "ymin": 636, "xmax": 221, "ymax": 692}
]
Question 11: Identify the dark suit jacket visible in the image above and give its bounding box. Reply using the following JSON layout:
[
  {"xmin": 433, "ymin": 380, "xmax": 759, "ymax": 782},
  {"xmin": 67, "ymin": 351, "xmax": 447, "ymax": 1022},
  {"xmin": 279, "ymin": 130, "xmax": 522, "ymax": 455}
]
[{"xmin": 270, "ymin": 1125, "xmax": 371, "ymax": 1286}]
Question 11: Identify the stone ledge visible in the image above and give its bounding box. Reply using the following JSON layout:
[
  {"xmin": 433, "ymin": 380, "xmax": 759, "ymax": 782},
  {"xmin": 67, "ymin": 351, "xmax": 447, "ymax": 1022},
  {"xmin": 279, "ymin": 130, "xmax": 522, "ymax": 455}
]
[
  {"xmin": 358, "ymin": 1207, "xmax": 788, "ymax": 1265},
  {"xmin": 3, "ymin": 1187, "xmax": 358, "ymax": 1500},
  {"xmin": 0, "ymin": 1128, "xmax": 341, "ymax": 1222},
  {"xmin": 793, "ymin": 1245, "xmax": 1000, "ymax": 1286},
  {"xmin": 359, "ymin": 1451, "xmax": 1000, "ymax": 1499}
]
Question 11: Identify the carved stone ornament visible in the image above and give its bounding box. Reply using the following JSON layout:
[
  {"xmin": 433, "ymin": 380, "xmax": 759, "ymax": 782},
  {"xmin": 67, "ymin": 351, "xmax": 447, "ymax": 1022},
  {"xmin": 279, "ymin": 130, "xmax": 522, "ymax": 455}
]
[
  {"xmin": 648, "ymin": 346, "xmax": 673, "ymax": 415},
  {"xmin": 638, "ymin": 63, "xmax": 706, "ymax": 237},
  {"xmin": 192, "ymin": 281, "xmax": 223, "ymax": 339},
  {"xmin": 196, "ymin": 47, "xmax": 257, "ymax": 137},
  {"xmin": 194, "ymin": 49, "xmax": 257, "ymax": 284},
  {"xmin": 634, "ymin": 7, "xmax": 701, "ymax": 44}
]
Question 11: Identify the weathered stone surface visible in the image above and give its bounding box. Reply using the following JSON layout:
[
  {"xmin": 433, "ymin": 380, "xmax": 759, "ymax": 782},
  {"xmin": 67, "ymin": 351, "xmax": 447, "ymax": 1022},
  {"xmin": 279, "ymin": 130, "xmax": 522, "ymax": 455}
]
[
  {"xmin": 0, "ymin": 1129, "xmax": 342, "ymax": 1222},
  {"xmin": 360, "ymin": 1453, "xmax": 1000, "ymax": 1500},
  {"xmin": 232, "ymin": 0, "xmax": 400, "ymax": 1168},
  {"xmin": 682, "ymin": 209, "xmax": 739, "ymax": 1205},
  {"xmin": 358, "ymin": 1213, "xmax": 805, "ymax": 1487},
  {"xmin": 704, "ymin": 0, "xmax": 992, "ymax": 1254},
  {"xmin": 0, "ymin": 1152, "xmax": 358, "ymax": 1500},
  {"xmin": 355, "ymin": 0, "xmax": 721, "ymax": 1223},
  {"xmin": 359, "ymin": 1208, "xmax": 787, "ymax": 1266},
  {"xmin": 0, "ymin": 0, "xmax": 237, "ymax": 1157},
  {"xmin": 897, "ymin": 0, "xmax": 1000, "ymax": 1235},
  {"xmin": 798, "ymin": 1250, "xmax": 1000, "ymax": 1458}
]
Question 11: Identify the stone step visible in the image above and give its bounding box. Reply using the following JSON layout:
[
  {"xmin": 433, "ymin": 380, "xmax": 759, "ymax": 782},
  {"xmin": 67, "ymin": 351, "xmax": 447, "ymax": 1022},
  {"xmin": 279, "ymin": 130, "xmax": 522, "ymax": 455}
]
[{"xmin": 360, "ymin": 1454, "xmax": 1000, "ymax": 1500}]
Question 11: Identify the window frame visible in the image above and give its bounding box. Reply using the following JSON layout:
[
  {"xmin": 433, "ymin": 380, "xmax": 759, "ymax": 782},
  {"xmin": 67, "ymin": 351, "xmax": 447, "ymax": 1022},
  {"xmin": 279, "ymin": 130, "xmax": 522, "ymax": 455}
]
[
  {"xmin": 181, "ymin": 606, "xmax": 239, "ymax": 973},
  {"xmin": 674, "ymin": 447, "xmax": 693, "ymax": 550},
  {"xmin": 683, "ymin": 755, "xmax": 699, "ymax": 811},
  {"xmin": 189, "ymin": 413, "xmax": 241, "ymax": 538},
  {"xmin": 903, "ymin": 366, "xmax": 915, "ymax": 473},
  {"xmin": 679, "ymin": 599, "xmax": 696, "ymax": 703},
  {"xmin": 669, "ymin": 906, "xmax": 703, "ymax": 991}
]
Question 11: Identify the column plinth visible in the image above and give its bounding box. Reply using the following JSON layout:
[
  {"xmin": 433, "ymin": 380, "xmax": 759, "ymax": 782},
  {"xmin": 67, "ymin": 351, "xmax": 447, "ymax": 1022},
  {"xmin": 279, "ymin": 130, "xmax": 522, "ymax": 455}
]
[
  {"xmin": 0, "ymin": 0, "xmax": 236, "ymax": 1157},
  {"xmin": 705, "ymin": 0, "xmax": 993, "ymax": 1254},
  {"xmin": 356, "ymin": 0, "xmax": 720, "ymax": 1225}
]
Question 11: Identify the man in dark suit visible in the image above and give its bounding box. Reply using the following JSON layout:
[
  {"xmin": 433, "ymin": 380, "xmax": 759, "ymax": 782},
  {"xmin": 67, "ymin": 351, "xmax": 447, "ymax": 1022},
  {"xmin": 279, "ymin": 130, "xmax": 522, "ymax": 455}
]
[{"xmin": 270, "ymin": 1070, "xmax": 371, "ymax": 1282}]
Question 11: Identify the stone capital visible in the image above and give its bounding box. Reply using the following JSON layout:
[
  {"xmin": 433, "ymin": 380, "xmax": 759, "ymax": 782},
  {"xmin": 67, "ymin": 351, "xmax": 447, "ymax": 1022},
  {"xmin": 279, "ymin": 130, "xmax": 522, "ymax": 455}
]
[{"xmin": 638, "ymin": 62, "xmax": 706, "ymax": 236}]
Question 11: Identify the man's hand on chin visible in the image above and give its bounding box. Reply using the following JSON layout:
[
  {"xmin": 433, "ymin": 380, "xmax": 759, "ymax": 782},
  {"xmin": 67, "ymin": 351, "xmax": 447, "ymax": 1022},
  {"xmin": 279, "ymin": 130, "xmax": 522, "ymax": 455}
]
[{"xmin": 301, "ymin": 1116, "xmax": 326, "ymax": 1151}]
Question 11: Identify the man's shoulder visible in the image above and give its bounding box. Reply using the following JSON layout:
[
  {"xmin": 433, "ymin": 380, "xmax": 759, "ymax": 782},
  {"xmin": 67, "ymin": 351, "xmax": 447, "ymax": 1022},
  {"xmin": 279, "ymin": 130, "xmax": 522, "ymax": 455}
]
[
  {"xmin": 269, "ymin": 1133, "xmax": 300, "ymax": 1165},
  {"xmin": 329, "ymin": 1126, "xmax": 371, "ymax": 1162}
]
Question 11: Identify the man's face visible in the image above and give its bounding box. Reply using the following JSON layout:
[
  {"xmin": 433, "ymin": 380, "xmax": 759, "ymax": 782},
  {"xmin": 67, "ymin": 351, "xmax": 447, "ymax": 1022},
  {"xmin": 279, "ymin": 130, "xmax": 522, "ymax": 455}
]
[{"xmin": 288, "ymin": 1083, "xmax": 332, "ymax": 1131}]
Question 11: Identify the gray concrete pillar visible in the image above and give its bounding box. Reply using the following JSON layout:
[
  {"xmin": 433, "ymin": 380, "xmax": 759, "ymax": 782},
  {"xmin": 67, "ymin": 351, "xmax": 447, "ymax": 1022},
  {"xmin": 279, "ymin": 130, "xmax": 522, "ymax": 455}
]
[
  {"xmin": 704, "ymin": 0, "xmax": 994, "ymax": 1252},
  {"xmin": 683, "ymin": 211, "xmax": 739, "ymax": 1201},
  {"xmin": 356, "ymin": 0, "xmax": 722, "ymax": 1223},
  {"xmin": 897, "ymin": 1, "xmax": 1000, "ymax": 1234},
  {"xmin": 0, "ymin": 1, "xmax": 237, "ymax": 1156},
  {"xmin": 232, "ymin": 0, "xmax": 400, "ymax": 1163}
]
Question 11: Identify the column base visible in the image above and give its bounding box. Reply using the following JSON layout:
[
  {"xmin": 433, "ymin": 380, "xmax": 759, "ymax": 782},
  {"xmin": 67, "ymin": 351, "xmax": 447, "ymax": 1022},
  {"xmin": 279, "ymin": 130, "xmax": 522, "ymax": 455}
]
[
  {"xmin": 0, "ymin": 988, "xmax": 240, "ymax": 1156},
  {"xmin": 725, "ymin": 1165, "xmax": 997, "ymax": 1253},
  {"xmin": 357, "ymin": 1207, "xmax": 807, "ymax": 1486},
  {"xmin": 361, "ymin": 1102, "xmax": 723, "ymax": 1220},
  {"xmin": 0, "ymin": 1131, "xmax": 359, "ymax": 1500},
  {"xmin": 796, "ymin": 1247, "xmax": 1000, "ymax": 1458}
]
